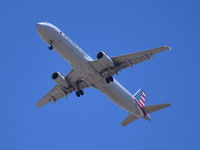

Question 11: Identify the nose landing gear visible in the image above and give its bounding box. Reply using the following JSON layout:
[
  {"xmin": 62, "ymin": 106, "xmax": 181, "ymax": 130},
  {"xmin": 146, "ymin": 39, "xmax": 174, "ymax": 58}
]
[{"xmin": 48, "ymin": 41, "xmax": 54, "ymax": 50}]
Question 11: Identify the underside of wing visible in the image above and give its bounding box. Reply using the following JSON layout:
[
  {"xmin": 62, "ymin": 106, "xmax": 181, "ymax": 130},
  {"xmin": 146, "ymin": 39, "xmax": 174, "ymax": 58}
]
[
  {"xmin": 36, "ymin": 85, "xmax": 73, "ymax": 108},
  {"xmin": 90, "ymin": 46, "xmax": 170, "ymax": 77},
  {"xmin": 112, "ymin": 46, "xmax": 170, "ymax": 70},
  {"xmin": 36, "ymin": 70, "xmax": 90, "ymax": 108}
]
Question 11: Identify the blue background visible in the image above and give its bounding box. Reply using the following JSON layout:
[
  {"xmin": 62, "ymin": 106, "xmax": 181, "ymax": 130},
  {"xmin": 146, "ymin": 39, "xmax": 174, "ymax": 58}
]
[{"xmin": 0, "ymin": 0, "xmax": 199, "ymax": 149}]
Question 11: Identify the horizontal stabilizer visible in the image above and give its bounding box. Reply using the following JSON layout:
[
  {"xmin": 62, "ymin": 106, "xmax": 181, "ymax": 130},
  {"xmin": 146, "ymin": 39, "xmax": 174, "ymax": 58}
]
[
  {"xmin": 121, "ymin": 114, "xmax": 139, "ymax": 127},
  {"xmin": 143, "ymin": 103, "xmax": 171, "ymax": 114}
]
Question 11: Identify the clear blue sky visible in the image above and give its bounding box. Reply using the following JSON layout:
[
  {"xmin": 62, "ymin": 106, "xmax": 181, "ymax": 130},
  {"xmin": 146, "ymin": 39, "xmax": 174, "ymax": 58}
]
[{"xmin": 0, "ymin": 0, "xmax": 199, "ymax": 149}]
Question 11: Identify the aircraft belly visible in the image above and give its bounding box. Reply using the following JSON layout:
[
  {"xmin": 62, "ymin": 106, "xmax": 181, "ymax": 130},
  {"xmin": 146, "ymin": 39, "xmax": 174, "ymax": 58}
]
[
  {"xmin": 56, "ymin": 43, "xmax": 82, "ymax": 66},
  {"xmin": 52, "ymin": 34, "xmax": 93, "ymax": 69},
  {"xmin": 50, "ymin": 34, "xmax": 103, "ymax": 85},
  {"xmin": 52, "ymin": 35, "xmax": 140, "ymax": 116},
  {"xmin": 96, "ymin": 80, "xmax": 141, "ymax": 115}
]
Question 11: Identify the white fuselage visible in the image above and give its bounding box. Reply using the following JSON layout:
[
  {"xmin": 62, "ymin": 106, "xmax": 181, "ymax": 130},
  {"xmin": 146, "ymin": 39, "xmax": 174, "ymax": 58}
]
[{"xmin": 36, "ymin": 22, "xmax": 144, "ymax": 118}]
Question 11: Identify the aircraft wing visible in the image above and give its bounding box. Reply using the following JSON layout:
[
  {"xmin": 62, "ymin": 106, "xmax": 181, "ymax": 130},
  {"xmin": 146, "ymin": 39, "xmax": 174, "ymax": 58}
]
[
  {"xmin": 36, "ymin": 70, "xmax": 89, "ymax": 108},
  {"xmin": 36, "ymin": 85, "xmax": 73, "ymax": 108},
  {"xmin": 90, "ymin": 46, "xmax": 170, "ymax": 76}
]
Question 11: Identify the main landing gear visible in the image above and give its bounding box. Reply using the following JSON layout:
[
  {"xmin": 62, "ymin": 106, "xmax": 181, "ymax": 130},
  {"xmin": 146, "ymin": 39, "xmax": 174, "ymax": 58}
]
[
  {"xmin": 48, "ymin": 41, "xmax": 54, "ymax": 50},
  {"xmin": 49, "ymin": 45, "xmax": 53, "ymax": 50},
  {"xmin": 76, "ymin": 90, "xmax": 84, "ymax": 97},
  {"xmin": 106, "ymin": 76, "xmax": 114, "ymax": 83}
]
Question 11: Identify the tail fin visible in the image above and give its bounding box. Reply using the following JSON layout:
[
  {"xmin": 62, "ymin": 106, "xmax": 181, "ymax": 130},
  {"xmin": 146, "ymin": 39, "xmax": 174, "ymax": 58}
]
[
  {"xmin": 143, "ymin": 103, "xmax": 171, "ymax": 114},
  {"xmin": 133, "ymin": 89, "xmax": 146, "ymax": 107}
]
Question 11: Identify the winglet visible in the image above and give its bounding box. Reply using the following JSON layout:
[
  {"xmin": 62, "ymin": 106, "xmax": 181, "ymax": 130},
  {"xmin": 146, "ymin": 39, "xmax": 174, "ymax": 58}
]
[{"xmin": 163, "ymin": 45, "xmax": 172, "ymax": 50}]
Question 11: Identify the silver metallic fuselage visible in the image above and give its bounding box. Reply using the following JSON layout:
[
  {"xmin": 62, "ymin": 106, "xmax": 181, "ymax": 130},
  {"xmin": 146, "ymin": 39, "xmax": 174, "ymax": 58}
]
[{"xmin": 36, "ymin": 22, "xmax": 144, "ymax": 118}]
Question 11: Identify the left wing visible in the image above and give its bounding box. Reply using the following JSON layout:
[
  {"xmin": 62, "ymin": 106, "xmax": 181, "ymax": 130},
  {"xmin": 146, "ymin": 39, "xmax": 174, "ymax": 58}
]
[
  {"xmin": 36, "ymin": 70, "xmax": 89, "ymax": 108},
  {"xmin": 90, "ymin": 46, "xmax": 170, "ymax": 77},
  {"xmin": 36, "ymin": 85, "xmax": 73, "ymax": 108}
]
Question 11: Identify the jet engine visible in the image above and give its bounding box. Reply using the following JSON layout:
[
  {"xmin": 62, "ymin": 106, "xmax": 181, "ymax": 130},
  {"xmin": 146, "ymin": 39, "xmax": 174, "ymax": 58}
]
[
  {"xmin": 96, "ymin": 51, "xmax": 114, "ymax": 67},
  {"xmin": 52, "ymin": 72, "xmax": 69, "ymax": 87}
]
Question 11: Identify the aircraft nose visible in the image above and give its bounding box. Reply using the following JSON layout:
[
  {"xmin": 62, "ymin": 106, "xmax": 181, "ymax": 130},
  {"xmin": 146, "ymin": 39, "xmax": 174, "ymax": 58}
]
[
  {"xmin": 36, "ymin": 22, "xmax": 44, "ymax": 31},
  {"xmin": 36, "ymin": 22, "xmax": 49, "ymax": 32}
]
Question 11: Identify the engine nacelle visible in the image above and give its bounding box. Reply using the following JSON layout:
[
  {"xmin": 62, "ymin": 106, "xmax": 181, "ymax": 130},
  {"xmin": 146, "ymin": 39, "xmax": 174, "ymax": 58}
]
[
  {"xmin": 96, "ymin": 51, "xmax": 114, "ymax": 67},
  {"xmin": 52, "ymin": 72, "xmax": 69, "ymax": 88}
]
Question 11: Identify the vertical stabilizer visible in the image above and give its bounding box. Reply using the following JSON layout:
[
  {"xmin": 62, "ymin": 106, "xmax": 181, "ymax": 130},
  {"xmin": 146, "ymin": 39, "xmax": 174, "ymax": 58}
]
[{"xmin": 133, "ymin": 89, "xmax": 146, "ymax": 107}]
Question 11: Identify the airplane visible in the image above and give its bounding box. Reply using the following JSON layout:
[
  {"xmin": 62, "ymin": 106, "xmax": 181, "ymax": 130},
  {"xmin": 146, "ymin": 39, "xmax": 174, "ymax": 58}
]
[{"xmin": 36, "ymin": 22, "xmax": 171, "ymax": 127}]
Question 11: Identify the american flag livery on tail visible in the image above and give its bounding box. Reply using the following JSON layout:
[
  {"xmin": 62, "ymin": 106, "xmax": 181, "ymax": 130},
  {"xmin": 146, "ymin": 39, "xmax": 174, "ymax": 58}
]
[{"xmin": 133, "ymin": 89, "xmax": 146, "ymax": 107}]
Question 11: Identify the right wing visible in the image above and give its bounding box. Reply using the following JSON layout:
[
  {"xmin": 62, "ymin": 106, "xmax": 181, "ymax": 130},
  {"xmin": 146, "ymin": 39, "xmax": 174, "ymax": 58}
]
[
  {"xmin": 36, "ymin": 70, "xmax": 90, "ymax": 108},
  {"xmin": 90, "ymin": 46, "xmax": 170, "ymax": 77}
]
